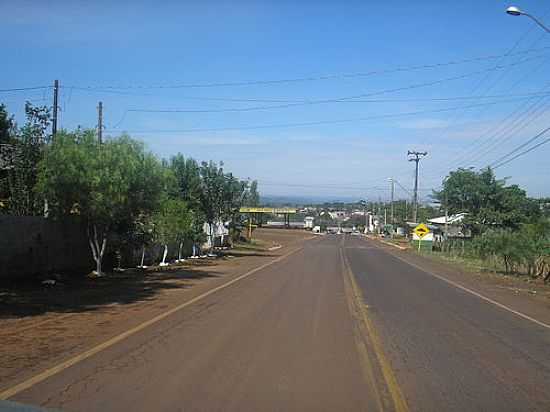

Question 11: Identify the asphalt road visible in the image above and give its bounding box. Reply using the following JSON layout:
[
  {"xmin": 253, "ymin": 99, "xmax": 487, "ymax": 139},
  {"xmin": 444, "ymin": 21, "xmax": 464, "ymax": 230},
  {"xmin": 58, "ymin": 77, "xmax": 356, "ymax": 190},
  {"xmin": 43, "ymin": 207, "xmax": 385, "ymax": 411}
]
[{"xmin": 7, "ymin": 234, "xmax": 550, "ymax": 411}]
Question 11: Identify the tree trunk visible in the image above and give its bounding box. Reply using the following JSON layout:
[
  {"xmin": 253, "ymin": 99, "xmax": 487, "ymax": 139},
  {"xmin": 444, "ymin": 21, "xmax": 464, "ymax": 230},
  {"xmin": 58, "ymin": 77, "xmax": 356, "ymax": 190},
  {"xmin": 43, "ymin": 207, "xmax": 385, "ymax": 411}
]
[
  {"xmin": 160, "ymin": 244, "xmax": 168, "ymax": 266},
  {"xmin": 140, "ymin": 245, "xmax": 146, "ymax": 268},
  {"xmin": 178, "ymin": 242, "xmax": 183, "ymax": 262},
  {"xmin": 88, "ymin": 224, "xmax": 107, "ymax": 276}
]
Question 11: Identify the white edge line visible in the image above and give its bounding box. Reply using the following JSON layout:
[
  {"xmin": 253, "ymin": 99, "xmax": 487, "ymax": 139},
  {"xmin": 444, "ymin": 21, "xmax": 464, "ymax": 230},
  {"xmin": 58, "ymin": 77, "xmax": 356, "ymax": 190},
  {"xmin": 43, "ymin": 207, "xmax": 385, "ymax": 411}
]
[
  {"xmin": 0, "ymin": 246, "xmax": 303, "ymax": 400},
  {"xmin": 368, "ymin": 239, "xmax": 550, "ymax": 331}
]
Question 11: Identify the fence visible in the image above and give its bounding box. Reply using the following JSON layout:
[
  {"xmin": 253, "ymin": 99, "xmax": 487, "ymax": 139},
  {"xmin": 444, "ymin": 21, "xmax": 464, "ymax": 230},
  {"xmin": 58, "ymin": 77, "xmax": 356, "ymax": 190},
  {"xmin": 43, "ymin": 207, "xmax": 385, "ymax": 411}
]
[{"xmin": 0, "ymin": 216, "xmax": 93, "ymax": 279}]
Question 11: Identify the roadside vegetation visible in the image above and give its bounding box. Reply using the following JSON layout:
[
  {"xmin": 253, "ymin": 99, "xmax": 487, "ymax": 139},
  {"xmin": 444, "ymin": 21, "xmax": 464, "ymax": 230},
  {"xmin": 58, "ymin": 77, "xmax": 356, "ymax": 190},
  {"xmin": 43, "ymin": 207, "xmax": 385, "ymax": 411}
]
[
  {"xmin": 0, "ymin": 103, "xmax": 260, "ymax": 276},
  {"xmin": 430, "ymin": 168, "xmax": 550, "ymax": 282}
]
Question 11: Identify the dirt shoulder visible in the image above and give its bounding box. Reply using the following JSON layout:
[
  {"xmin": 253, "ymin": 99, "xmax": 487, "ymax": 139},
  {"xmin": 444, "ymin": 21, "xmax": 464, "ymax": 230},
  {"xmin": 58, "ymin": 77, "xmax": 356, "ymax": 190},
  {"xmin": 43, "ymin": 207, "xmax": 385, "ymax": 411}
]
[
  {"xmin": 366, "ymin": 235, "xmax": 550, "ymax": 326},
  {"xmin": 0, "ymin": 229, "xmax": 313, "ymax": 392}
]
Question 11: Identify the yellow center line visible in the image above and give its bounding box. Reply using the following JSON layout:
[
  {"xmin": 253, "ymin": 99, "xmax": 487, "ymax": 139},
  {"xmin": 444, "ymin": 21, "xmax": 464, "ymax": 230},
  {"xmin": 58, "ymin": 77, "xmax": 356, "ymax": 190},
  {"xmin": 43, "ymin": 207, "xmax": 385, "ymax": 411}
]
[{"xmin": 340, "ymin": 236, "xmax": 409, "ymax": 412}]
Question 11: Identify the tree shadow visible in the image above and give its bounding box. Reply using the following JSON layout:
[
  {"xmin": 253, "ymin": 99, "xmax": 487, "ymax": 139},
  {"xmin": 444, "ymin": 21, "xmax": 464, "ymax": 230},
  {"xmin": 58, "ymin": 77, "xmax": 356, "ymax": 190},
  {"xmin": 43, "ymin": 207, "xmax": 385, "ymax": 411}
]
[{"xmin": 0, "ymin": 265, "xmax": 221, "ymax": 319}]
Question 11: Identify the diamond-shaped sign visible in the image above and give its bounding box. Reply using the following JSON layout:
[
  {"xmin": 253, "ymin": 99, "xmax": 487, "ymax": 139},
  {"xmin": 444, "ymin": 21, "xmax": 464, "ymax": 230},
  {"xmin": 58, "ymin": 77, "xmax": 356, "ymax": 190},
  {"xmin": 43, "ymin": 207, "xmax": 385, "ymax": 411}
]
[{"xmin": 413, "ymin": 223, "xmax": 430, "ymax": 239}]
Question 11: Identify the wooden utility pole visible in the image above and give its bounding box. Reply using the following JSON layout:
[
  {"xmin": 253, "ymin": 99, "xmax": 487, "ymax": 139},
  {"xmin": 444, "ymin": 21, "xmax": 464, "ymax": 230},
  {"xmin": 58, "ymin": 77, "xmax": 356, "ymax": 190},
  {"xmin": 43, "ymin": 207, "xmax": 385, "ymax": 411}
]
[
  {"xmin": 97, "ymin": 101, "xmax": 103, "ymax": 144},
  {"xmin": 52, "ymin": 80, "xmax": 59, "ymax": 140},
  {"xmin": 408, "ymin": 150, "xmax": 428, "ymax": 223}
]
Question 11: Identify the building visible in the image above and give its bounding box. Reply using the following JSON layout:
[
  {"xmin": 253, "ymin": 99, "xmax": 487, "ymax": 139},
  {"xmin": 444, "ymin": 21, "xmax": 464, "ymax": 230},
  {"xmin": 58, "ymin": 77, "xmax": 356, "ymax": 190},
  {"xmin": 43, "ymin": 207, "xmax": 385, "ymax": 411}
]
[
  {"xmin": 203, "ymin": 221, "xmax": 230, "ymax": 249},
  {"xmin": 304, "ymin": 216, "xmax": 315, "ymax": 229},
  {"xmin": 427, "ymin": 213, "xmax": 470, "ymax": 238}
]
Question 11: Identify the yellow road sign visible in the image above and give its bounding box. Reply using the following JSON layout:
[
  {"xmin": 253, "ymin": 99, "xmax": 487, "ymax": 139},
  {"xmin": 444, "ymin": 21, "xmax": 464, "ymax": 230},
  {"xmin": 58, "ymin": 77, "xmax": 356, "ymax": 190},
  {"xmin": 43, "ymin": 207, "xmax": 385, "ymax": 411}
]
[{"xmin": 413, "ymin": 223, "xmax": 430, "ymax": 239}]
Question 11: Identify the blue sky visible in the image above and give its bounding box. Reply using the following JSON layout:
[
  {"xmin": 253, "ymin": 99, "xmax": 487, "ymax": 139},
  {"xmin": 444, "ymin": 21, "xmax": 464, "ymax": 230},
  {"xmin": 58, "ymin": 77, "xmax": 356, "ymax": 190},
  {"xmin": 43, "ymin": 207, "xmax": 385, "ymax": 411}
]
[{"xmin": 2, "ymin": 0, "xmax": 550, "ymax": 200}]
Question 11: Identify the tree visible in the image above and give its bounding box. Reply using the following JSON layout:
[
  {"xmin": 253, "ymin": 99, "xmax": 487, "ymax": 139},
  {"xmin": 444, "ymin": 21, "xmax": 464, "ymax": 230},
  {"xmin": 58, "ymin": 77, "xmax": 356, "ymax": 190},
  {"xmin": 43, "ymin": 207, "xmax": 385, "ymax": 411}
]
[
  {"xmin": 153, "ymin": 198, "xmax": 194, "ymax": 266},
  {"xmin": 37, "ymin": 131, "xmax": 165, "ymax": 275},
  {"xmin": 7, "ymin": 103, "xmax": 50, "ymax": 215},
  {"xmin": 199, "ymin": 161, "xmax": 226, "ymax": 250},
  {"xmin": 170, "ymin": 154, "xmax": 202, "ymax": 210},
  {"xmin": 0, "ymin": 104, "xmax": 16, "ymax": 144},
  {"xmin": 222, "ymin": 174, "xmax": 249, "ymax": 244},
  {"xmin": 244, "ymin": 180, "xmax": 260, "ymax": 206},
  {"xmin": 434, "ymin": 167, "xmax": 539, "ymax": 233}
]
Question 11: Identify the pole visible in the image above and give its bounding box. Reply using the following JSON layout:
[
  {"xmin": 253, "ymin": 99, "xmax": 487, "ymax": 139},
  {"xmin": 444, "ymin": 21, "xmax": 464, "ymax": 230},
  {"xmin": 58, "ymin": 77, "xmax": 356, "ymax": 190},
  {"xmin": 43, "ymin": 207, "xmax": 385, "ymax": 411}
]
[
  {"xmin": 364, "ymin": 203, "xmax": 367, "ymax": 234},
  {"xmin": 248, "ymin": 213, "xmax": 252, "ymax": 239},
  {"xmin": 408, "ymin": 150, "xmax": 428, "ymax": 223},
  {"xmin": 390, "ymin": 178, "xmax": 394, "ymax": 225},
  {"xmin": 52, "ymin": 80, "xmax": 59, "ymax": 140},
  {"xmin": 97, "ymin": 101, "xmax": 103, "ymax": 144}
]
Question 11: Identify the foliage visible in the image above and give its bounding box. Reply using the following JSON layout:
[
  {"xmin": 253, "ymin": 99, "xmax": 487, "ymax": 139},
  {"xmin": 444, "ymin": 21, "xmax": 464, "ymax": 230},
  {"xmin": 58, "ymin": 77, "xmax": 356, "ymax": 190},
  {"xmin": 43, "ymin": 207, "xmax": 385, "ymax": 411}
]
[
  {"xmin": 434, "ymin": 167, "xmax": 539, "ymax": 233},
  {"xmin": 0, "ymin": 104, "xmax": 16, "ymax": 144},
  {"xmin": 245, "ymin": 180, "xmax": 260, "ymax": 206},
  {"xmin": 153, "ymin": 198, "xmax": 194, "ymax": 247},
  {"xmin": 6, "ymin": 103, "xmax": 51, "ymax": 215},
  {"xmin": 36, "ymin": 131, "xmax": 165, "ymax": 274},
  {"xmin": 170, "ymin": 154, "xmax": 202, "ymax": 209}
]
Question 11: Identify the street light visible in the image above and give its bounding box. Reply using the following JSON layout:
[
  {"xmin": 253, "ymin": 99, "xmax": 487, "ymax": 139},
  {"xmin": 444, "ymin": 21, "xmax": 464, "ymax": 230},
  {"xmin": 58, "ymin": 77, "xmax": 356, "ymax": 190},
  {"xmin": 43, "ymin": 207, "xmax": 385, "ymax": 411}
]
[{"xmin": 506, "ymin": 6, "xmax": 550, "ymax": 33}]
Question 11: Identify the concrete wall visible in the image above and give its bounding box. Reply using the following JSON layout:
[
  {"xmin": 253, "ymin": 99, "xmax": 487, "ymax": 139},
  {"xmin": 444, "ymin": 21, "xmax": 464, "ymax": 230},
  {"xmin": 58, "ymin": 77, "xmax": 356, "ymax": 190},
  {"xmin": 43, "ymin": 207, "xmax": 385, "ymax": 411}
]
[{"xmin": 0, "ymin": 216, "xmax": 93, "ymax": 279}]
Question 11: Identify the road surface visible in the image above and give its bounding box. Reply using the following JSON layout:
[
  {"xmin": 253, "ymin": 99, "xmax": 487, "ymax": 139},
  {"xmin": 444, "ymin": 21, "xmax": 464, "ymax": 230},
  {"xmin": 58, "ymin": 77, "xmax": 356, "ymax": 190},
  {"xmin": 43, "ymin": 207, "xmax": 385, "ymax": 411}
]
[{"xmin": 6, "ymin": 234, "xmax": 550, "ymax": 411}]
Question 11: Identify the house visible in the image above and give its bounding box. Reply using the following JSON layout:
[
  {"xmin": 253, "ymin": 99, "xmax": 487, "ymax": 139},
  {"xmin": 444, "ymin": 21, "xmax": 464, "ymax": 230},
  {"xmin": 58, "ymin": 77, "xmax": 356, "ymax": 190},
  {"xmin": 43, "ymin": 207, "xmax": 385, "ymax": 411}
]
[
  {"xmin": 427, "ymin": 213, "xmax": 471, "ymax": 238},
  {"xmin": 304, "ymin": 216, "xmax": 315, "ymax": 229}
]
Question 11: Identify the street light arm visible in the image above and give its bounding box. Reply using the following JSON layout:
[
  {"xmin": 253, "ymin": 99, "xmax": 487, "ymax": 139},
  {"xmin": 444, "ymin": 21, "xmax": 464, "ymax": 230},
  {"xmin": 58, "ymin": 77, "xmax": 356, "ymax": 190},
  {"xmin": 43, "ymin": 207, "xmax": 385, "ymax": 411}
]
[{"xmin": 523, "ymin": 12, "xmax": 550, "ymax": 33}]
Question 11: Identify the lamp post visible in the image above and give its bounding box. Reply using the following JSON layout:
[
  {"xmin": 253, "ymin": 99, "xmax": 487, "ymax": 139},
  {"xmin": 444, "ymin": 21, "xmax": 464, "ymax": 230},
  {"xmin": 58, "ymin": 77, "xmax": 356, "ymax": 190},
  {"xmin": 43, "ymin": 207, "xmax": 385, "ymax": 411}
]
[
  {"xmin": 506, "ymin": 6, "xmax": 550, "ymax": 33},
  {"xmin": 359, "ymin": 199, "xmax": 367, "ymax": 234}
]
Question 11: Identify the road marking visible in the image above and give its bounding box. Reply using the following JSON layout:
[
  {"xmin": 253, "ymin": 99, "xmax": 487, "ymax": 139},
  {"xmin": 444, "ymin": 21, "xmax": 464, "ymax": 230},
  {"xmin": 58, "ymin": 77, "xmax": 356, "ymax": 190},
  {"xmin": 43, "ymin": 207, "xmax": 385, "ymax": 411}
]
[
  {"xmin": 340, "ymin": 247, "xmax": 409, "ymax": 412},
  {"xmin": 0, "ymin": 245, "xmax": 305, "ymax": 400},
  {"xmin": 368, "ymin": 239, "xmax": 550, "ymax": 332}
]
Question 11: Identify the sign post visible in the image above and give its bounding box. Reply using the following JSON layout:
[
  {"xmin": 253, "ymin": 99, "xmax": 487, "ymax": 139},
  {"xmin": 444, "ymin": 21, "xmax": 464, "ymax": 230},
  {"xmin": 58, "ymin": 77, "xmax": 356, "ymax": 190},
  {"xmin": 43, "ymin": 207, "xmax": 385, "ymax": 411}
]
[{"xmin": 413, "ymin": 223, "xmax": 431, "ymax": 252}]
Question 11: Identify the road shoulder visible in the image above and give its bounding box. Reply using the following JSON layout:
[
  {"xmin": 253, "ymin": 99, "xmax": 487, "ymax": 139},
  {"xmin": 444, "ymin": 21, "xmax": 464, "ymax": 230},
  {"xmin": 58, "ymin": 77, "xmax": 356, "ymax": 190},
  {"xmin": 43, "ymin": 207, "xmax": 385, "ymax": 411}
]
[
  {"xmin": 365, "ymin": 236, "xmax": 550, "ymax": 327},
  {"xmin": 0, "ymin": 229, "xmax": 312, "ymax": 395}
]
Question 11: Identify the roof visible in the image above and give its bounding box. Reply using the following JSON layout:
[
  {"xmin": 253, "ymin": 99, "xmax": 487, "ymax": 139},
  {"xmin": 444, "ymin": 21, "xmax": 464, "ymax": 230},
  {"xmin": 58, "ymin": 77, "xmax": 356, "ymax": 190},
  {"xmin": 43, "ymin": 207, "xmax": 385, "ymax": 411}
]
[{"xmin": 428, "ymin": 213, "xmax": 467, "ymax": 225}]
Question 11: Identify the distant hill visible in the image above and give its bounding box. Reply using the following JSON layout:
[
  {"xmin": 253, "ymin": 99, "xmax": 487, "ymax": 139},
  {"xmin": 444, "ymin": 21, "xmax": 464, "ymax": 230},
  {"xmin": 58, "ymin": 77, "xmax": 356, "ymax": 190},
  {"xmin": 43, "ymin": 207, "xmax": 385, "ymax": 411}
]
[{"xmin": 261, "ymin": 194, "xmax": 360, "ymax": 206}]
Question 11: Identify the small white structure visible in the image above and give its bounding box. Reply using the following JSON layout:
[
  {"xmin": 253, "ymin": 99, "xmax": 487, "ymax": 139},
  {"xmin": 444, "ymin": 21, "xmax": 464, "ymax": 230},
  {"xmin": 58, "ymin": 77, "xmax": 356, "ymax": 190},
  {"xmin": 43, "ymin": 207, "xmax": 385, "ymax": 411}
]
[
  {"xmin": 312, "ymin": 225, "xmax": 321, "ymax": 233},
  {"xmin": 304, "ymin": 216, "xmax": 315, "ymax": 229},
  {"xmin": 203, "ymin": 221, "xmax": 230, "ymax": 249},
  {"xmin": 427, "ymin": 212, "xmax": 467, "ymax": 225}
]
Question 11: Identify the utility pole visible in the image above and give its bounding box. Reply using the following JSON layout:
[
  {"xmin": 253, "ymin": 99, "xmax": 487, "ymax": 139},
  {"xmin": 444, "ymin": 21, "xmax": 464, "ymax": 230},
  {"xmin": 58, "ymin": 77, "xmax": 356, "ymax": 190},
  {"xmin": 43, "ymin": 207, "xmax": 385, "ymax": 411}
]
[
  {"xmin": 97, "ymin": 101, "xmax": 103, "ymax": 144},
  {"xmin": 389, "ymin": 178, "xmax": 395, "ymax": 225},
  {"xmin": 408, "ymin": 150, "xmax": 428, "ymax": 223},
  {"xmin": 52, "ymin": 80, "xmax": 59, "ymax": 140}
]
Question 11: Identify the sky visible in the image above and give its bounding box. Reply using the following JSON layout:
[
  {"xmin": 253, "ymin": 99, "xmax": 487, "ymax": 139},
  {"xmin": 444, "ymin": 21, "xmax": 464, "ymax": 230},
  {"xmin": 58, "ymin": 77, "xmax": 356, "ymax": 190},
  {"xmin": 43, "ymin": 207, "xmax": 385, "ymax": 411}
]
[{"xmin": 2, "ymin": 0, "xmax": 550, "ymax": 201}]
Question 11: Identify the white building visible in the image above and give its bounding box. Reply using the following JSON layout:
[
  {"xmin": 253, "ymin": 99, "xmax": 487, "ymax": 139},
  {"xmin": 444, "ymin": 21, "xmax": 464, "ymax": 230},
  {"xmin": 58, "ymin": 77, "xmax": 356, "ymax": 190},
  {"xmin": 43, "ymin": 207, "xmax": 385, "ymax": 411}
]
[
  {"xmin": 304, "ymin": 216, "xmax": 315, "ymax": 229},
  {"xmin": 203, "ymin": 221, "xmax": 230, "ymax": 248}
]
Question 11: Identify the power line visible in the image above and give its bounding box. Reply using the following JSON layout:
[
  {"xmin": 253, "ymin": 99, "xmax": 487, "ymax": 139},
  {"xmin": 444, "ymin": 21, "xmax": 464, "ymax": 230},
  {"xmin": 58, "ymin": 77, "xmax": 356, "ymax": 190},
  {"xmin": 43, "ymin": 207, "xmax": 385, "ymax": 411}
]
[
  {"xmin": 106, "ymin": 98, "xmax": 536, "ymax": 134},
  {"xmin": 124, "ymin": 93, "xmax": 550, "ymax": 114},
  {"xmin": 63, "ymin": 46, "xmax": 550, "ymax": 90},
  {"xmin": 490, "ymin": 126, "xmax": 550, "ymax": 169},
  {"xmin": 422, "ymin": 25, "xmax": 550, "ymax": 176},
  {"xmin": 0, "ymin": 86, "xmax": 51, "ymax": 93}
]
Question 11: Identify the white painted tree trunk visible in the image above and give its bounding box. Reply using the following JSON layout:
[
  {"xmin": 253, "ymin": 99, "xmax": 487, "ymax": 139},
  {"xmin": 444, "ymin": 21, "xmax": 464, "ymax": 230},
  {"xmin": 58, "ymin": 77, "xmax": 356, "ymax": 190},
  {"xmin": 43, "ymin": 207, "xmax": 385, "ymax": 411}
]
[
  {"xmin": 140, "ymin": 245, "xmax": 146, "ymax": 268},
  {"xmin": 160, "ymin": 244, "xmax": 169, "ymax": 266},
  {"xmin": 88, "ymin": 224, "xmax": 107, "ymax": 276},
  {"xmin": 220, "ymin": 234, "xmax": 224, "ymax": 247},
  {"xmin": 177, "ymin": 242, "xmax": 183, "ymax": 262}
]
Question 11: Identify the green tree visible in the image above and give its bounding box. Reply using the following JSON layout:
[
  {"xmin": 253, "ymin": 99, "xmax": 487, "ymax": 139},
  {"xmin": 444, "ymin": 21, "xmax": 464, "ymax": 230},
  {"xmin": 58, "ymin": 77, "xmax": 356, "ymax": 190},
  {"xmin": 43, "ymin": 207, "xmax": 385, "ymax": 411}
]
[
  {"xmin": 170, "ymin": 154, "xmax": 202, "ymax": 209},
  {"xmin": 37, "ymin": 131, "xmax": 165, "ymax": 275},
  {"xmin": 153, "ymin": 198, "xmax": 194, "ymax": 265},
  {"xmin": 7, "ymin": 103, "xmax": 50, "ymax": 215},
  {"xmin": 0, "ymin": 104, "xmax": 16, "ymax": 144},
  {"xmin": 199, "ymin": 160, "xmax": 226, "ymax": 250},
  {"xmin": 244, "ymin": 180, "xmax": 260, "ymax": 206},
  {"xmin": 435, "ymin": 167, "xmax": 539, "ymax": 233}
]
